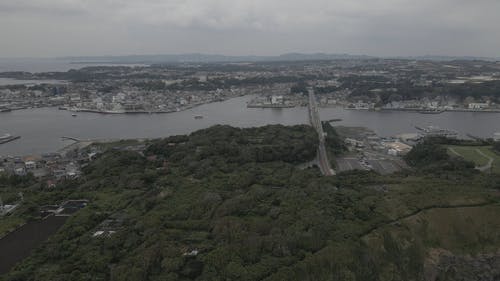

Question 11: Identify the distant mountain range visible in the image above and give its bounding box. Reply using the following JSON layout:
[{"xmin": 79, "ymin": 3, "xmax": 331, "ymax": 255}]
[
  {"xmin": 60, "ymin": 53, "xmax": 500, "ymax": 64},
  {"xmin": 60, "ymin": 53, "xmax": 371, "ymax": 64},
  {"xmin": 390, "ymin": 55, "xmax": 500, "ymax": 62}
]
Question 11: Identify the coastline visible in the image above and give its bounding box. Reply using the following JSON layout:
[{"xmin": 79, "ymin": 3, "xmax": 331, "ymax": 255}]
[
  {"xmin": 344, "ymin": 107, "xmax": 500, "ymax": 113},
  {"xmin": 4, "ymin": 97, "xmax": 500, "ymax": 115},
  {"xmin": 246, "ymin": 104, "xmax": 296, "ymax": 108},
  {"xmin": 1, "ymin": 99, "xmax": 233, "ymax": 115}
]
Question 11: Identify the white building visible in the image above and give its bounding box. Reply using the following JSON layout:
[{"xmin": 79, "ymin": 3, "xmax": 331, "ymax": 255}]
[
  {"xmin": 468, "ymin": 103, "xmax": 489, "ymax": 109},
  {"xmin": 113, "ymin": 93, "xmax": 126, "ymax": 103},
  {"xmin": 14, "ymin": 167, "xmax": 26, "ymax": 176},
  {"xmin": 271, "ymin": 95, "xmax": 284, "ymax": 104},
  {"xmin": 385, "ymin": 142, "xmax": 412, "ymax": 156},
  {"xmin": 94, "ymin": 97, "xmax": 104, "ymax": 109},
  {"xmin": 494, "ymin": 133, "xmax": 500, "ymax": 142},
  {"xmin": 24, "ymin": 161, "xmax": 36, "ymax": 170}
]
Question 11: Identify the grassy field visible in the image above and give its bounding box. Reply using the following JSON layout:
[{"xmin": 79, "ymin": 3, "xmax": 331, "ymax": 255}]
[
  {"xmin": 446, "ymin": 145, "xmax": 500, "ymax": 173},
  {"xmin": 383, "ymin": 204, "xmax": 500, "ymax": 251}
]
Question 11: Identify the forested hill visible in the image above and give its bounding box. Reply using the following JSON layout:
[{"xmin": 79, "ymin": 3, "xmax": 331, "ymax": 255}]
[{"xmin": 2, "ymin": 125, "xmax": 500, "ymax": 281}]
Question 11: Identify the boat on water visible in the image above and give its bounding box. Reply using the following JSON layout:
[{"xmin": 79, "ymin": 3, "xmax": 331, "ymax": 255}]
[
  {"xmin": 0, "ymin": 133, "xmax": 21, "ymax": 144},
  {"xmin": 194, "ymin": 115, "xmax": 203, "ymax": 119},
  {"xmin": 0, "ymin": 133, "xmax": 12, "ymax": 140},
  {"xmin": 71, "ymin": 113, "xmax": 77, "ymax": 117}
]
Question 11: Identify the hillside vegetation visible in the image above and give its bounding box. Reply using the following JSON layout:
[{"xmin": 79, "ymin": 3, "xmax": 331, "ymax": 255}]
[{"xmin": 1, "ymin": 125, "xmax": 500, "ymax": 281}]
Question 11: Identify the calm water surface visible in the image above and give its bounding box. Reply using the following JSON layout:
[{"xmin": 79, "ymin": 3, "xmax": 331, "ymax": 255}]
[
  {"xmin": 0, "ymin": 58, "xmax": 148, "ymax": 73},
  {"xmin": 1, "ymin": 95, "xmax": 500, "ymax": 156},
  {"xmin": 0, "ymin": 78, "xmax": 68, "ymax": 86}
]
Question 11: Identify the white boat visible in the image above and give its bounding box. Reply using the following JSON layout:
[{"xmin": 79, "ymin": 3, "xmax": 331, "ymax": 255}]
[{"xmin": 0, "ymin": 133, "xmax": 12, "ymax": 140}]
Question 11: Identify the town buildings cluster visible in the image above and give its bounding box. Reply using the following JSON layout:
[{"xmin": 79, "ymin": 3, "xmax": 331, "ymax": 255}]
[
  {"xmin": 0, "ymin": 141, "xmax": 109, "ymax": 188},
  {"xmin": 0, "ymin": 59, "xmax": 499, "ymax": 114},
  {"xmin": 1, "ymin": 59, "xmax": 500, "ymax": 181}
]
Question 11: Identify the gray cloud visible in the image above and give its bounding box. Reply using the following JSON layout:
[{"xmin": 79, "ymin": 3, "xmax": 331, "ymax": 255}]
[
  {"xmin": 0, "ymin": 0, "xmax": 87, "ymax": 16},
  {"xmin": 0, "ymin": 0, "xmax": 499, "ymax": 57}
]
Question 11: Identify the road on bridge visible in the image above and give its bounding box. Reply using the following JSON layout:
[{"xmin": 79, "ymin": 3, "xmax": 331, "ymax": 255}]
[{"xmin": 308, "ymin": 88, "xmax": 336, "ymax": 176}]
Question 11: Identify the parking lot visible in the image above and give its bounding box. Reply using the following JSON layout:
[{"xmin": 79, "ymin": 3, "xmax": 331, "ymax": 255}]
[
  {"xmin": 368, "ymin": 159, "xmax": 407, "ymax": 175},
  {"xmin": 336, "ymin": 157, "xmax": 365, "ymax": 172},
  {"xmin": 333, "ymin": 126, "xmax": 411, "ymax": 175},
  {"xmin": 336, "ymin": 156, "xmax": 408, "ymax": 175}
]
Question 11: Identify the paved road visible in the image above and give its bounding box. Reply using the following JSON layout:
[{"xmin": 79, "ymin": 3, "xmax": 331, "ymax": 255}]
[
  {"xmin": 336, "ymin": 157, "xmax": 364, "ymax": 172},
  {"xmin": 308, "ymin": 88, "xmax": 335, "ymax": 176}
]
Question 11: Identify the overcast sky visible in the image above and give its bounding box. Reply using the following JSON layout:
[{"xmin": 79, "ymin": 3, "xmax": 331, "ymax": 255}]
[{"xmin": 1, "ymin": 0, "xmax": 499, "ymax": 58}]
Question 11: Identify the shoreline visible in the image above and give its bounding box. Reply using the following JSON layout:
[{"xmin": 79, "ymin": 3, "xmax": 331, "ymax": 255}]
[
  {"xmin": 344, "ymin": 108, "xmax": 500, "ymax": 113},
  {"xmin": 4, "ymin": 99, "xmax": 500, "ymax": 115},
  {"xmin": 1, "ymin": 97, "xmax": 243, "ymax": 115},
  {"xmin": 246, "ymin": 104, "xmax": 296, "ymax": 109}
]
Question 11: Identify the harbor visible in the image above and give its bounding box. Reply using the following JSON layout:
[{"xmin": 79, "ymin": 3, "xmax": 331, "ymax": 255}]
[
  {"xmin": 246, "ymin": 94, "xmax": 301, "ymax": 109},
  {"xmin": 1, "ymin": 95, "xmax": 500, "ymax": 157}
]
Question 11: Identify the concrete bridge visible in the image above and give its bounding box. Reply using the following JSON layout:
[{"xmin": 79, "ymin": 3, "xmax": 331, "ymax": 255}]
[{"xmin": 308, "ymin": 88, "xmax": 336, "ymax": 176}]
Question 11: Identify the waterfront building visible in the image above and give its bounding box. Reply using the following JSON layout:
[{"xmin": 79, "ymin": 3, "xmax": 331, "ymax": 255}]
[
  {"xmin": 24, "ymin": 161, "xmax": 36, "ymax": 170},
  {"xmin": 468, "ymin": 102, "xmax": 489, "ymax": 109},
  {"xmin": 271, "ymin": 95, "xmax": 284, "ymax": 104},
  {"xmin": 385, "ymin": 142, "xmax": 412, "ymax": 156},
  {"xmin": 494, "ymin": 133, "xmax": 500, "ymax": 142}
]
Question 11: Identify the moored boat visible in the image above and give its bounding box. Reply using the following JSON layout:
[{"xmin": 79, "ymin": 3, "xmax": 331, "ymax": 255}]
[
  {"xmin": 0, "ymin": 134, "xmax": 20, "ymax": 144},
  {"xmin": 0, "ymin": 133, "xmax": 12, "ymax": 140}
]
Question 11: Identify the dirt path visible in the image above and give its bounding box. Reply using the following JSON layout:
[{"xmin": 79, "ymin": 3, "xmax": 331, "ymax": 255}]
[
  {"xmin": 449, "ymin": 147, "xmax": 493, "ymax": 172},
  {"xmin": 360, "ymin": 201, "xmax": 499, "ymax": 238},
  {"xmin": 475, "ymin": 149, "xmax": 494, "ymax": 172},
  {"xmin": 448, "ymin": 147, "xmax": 462, "ymax": 157}
]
